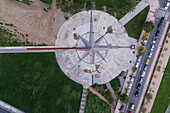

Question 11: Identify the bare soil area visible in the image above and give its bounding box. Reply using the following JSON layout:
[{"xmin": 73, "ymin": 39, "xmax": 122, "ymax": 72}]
[{"xmin": 0, "ymin": 0, "xmax": 66, "ymax": 45}]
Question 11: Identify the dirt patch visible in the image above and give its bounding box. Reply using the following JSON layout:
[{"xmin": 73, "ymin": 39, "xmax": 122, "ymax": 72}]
[
  {"xmin": 0, "ymin": 0, "xmax": 66, "ymax": 45},
  {"xmin": 106, "ymin": 26, "xmax": 113, "ymax": 34},
  {"xmin": 73, "ymin": 33, "xmax": 80, "ymax": 40}
]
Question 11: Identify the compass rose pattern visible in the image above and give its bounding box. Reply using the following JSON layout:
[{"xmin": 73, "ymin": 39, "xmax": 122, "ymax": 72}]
[{"xmin": 55, "ymin": 10, "xmax": 137, "ymax": 87}]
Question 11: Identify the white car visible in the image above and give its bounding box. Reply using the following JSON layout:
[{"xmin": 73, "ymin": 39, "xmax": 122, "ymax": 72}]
[
  {"xmin": 141, "ymin": 71, "xmax": 145, "ymax": 77},
  {"xmin": 135, "ymin": 61, "xmax": 140, "ymax": 68},
  {"xmin": 165, "ymin": 2, "xmax": 170, "ymax": 10},
  {"xmin": 148, "ymin": 51, "xmax": 153, "ymax": 58},
  {"xmin": 151, "ymin": 45, "xmax": 155, "ymax": 51},
  {"xmin": 153, "ymin": 37, "xmax": 157, "ymax": 44},
  {"xmin": 130, "ymin": 77, "xmax": 134, "ymax": 82},
  {"xmin": 128, "ymin": 83, "xmax": 133, "ymax": 89}
]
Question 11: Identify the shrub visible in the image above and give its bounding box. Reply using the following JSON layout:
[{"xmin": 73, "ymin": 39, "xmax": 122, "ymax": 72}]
[
  {"xmin": 120, "ymin": 93, "xmax": 130, "ymax": 104},
  {"xmin": 138, "ymin": 46, "xmax": 146, "ymax": 55},
  {"xmin": 132, "ymin": 66, "xmax": 137, "ymax": 72},
  {"xmin": 143, "ymin": 21, "xmax": 155, "ymax": 32}
]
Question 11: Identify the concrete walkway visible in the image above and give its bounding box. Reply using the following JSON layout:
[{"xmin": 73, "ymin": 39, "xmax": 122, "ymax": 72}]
[
  {"xmin": 142, "ymin": 29, "xmax": 170, "ymax": 113},
  {"xmin": 79, "ymin": 88, "xmax": 88, "ymax": 113},
  {"xmin": 119, "ymin": 0, "xmax": 149, "ymax": 26},
  {"xmin": 165, "ymin": 104, "xmax": 170, "ymax": 113},
  {"xmin": 0, "ymin": 100, "xmax": 25, "ymax": 113}
]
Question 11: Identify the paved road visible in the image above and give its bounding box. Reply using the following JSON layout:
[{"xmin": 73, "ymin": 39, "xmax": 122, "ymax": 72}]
[
  {"xmin": 0, "ymin": 108, "xmax": 10, "ymax": 113},
  {"xmin": 124, "ymin": 8, "xmax": 169, "ymax": 113}
]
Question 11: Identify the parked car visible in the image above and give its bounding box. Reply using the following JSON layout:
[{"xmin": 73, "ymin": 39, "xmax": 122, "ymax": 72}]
[
  {"xmin": 137, "ymin": 83, "xmax": 141, "ymax": 90},
  {"xmin": 144, "ymin": 37, "xmax": 148, "ymax": 43},
  {"xmin": 155, "ymin": 30, "xmax": 160, "ymax": 36},
  {"xmin": 130, "ymin": 77, "xmax": 134, "ymax": 82},
  {"xmin": 146, "ymin": 59, "xmax": 149, "ymax": 65},
  {"xmin": 137, "ymin": 55, "xmax": 142, "ymax": 62},
  {"xmin": 165, "ymin": 2, "xmax": 170, "ymax": 9},
  {"xmin": 151, "ymin": 45, "xmax": 155, "ymax": 51},
  {"xmin": 119, "ymin": 105, "xmax": 124, "ymax": 112},
  {"xmin": 153, "ymin": 37, "xmax": 157, "ymax": 43},
  {"xmin": 134, "ymin": 91, "xmax": 139, "ymax": 97},
  {"xmin": 139, "ymin": 77, "xmax": 143, "ymax": 84},
  {"xmin": 135, "ymin": 61, "xmax": 140, "ymax": 68},
  {"xmin": 130, "ymin": 104, "xmax": 135, "ymax": 111},
  {"xmin": 160, "ymin": 17, "xmax": 164, "ymax": 22},
  {"xmin": 141, "ymin": 71, "xmax": 146, "ymax": 77},
  {"xmin": 144, "ymin": 65, "xmax": 148, "ymax": 70},
  {"xmin": 128, "ymin": 83, "xmax": 133, "ymax": 89},
  {"xmin": 148, "ymin": 51, "xmax": 153, "ymax": 58}
]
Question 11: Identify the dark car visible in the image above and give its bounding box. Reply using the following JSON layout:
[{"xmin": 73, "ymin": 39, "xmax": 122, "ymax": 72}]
[
  {"xmin": 134, "ymin": 91, "xmax": 139, "ymax": 97},
  {"xmin": 153, "ymin": 37, "xmax": 157, "ymax": 43},
  {"xmin": 144, "ymin": 65, "xmax": 148, "ymax": 71},
  {"xmin": 155, "ymin": 30, "xmax": 160, "ymax": 36},
  {"xmin": 137, "ymin": 83, "xmax": 141, "ymax": 90},
  {"xmin": 160, "ymin": 17, "xmax": 164, "ymax": 23},
  {"xmin": 119, "ymin": 105, "xmax": 124, "ymax": 111}
]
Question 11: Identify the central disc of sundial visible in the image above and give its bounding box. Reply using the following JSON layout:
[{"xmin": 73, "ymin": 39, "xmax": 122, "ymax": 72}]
[
  {"xmin": 75, "ymin": 32, "xmax": 108, "ymax": 64},
  {"xmin": 55, "ymin": 10, "xmax": 137, "ymax": 88}
]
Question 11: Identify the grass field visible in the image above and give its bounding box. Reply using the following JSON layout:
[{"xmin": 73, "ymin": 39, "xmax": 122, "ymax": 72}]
[
  {"xmin": 125, "ymin": 6, "xmax": 149, "ymax": 40},
  {"xmin": 151, "ymin": 58, "xmax": 170, "ymax": 113},
  {"xmin": 85, "ymin": 91, "xmax": 111, "ymax": 113},
  {"xmin": 0, "ymin": 27, "xmax": 82, "ymax": 113},
  {"xmin": 110, "ymin": 77, "xmax": 121, "ymax": 93}
]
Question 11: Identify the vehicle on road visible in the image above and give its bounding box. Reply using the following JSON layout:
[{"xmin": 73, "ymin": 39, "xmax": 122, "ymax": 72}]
[
  {"xmin": 148, "ymin": 51, "xmax": 153, "ymax": 58},
  {"xmin": 146, "ymin": 59, "xmax": 149, "ymax": 65},
  {"xmin": 144, "ymin": 64, "xmax": 148, "ymax": 71},
  {"xmin": 137, "ymin": 83, "xmax": 141, "ymax": 90},
  {"xmin": 119, "ymin": 104, "xmax": 124, "ymax": 112},
  {"xmin": 153, "ymin": 37, "xmax": 157, "ymax": 44},
  {"xmin": 141, "ymin": 71, "xmax": 146, "ymax": 77},
  {"xmin": 135, "ymin": 61, "xmax": 139, "ymax": 68},
  {"xmin": 130, "ymin": 77, "xmax": 134, "ymax": 82},
  {"xmin": 155, "ymin": 30, "xmax": 160, "ymax": 36},
  {"xmin": 150, "ymin": 45, "xmax": 155, "ymax": 51},
  {"xmin": 130, "ymin": 104, "xmax": 135, "ymax": 111},
  {"xmin": 144, "ymin": 37, "xmax": 148, "ymax": 43},
  {"xmin": 139, "ymin": 77, "xmax": 143, "ymax": 84},
  {"xmin": 134, "ymin": 91, "xmax": 139, "ymax": 97},
  {"xmin": 128, "ymin": 83, "xmax": 133, "ymax": 89},
  {"xmin": 165, "ymin": 2, "xmax": 170, "ymax": 10}
]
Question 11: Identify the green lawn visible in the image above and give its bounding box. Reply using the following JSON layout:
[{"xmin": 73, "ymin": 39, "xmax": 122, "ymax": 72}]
[
  {"xmin": 125, "ymin": 6, "xmax": 149, "ymax": 40},
  {"xmin": 85, "ymin": 91, "xmax": 111, "ymax": 113},
  {"xmin": 151, "ymin": 58, "xmax": 170, "ymax": 113},
  {"xmin": 110, "ymin": 77, "xmax": 121, "ymax": 93},
  {"xmin": 0, "ymin": 27, "xmax": 82, "ymax": 113}
]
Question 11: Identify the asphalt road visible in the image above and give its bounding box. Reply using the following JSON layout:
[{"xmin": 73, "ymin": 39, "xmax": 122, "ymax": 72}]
[{"xmin": 124, "ymin": 8, "xmax": 169, "ymax": 113}]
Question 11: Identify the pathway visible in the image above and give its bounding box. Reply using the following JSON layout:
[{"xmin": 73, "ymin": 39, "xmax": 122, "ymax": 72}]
[
  {"xmin": 79, "ymin": 88, "xmax": 88, "ymax": 113},
  {"xmin": 0, "ymin": 100, "xmax": 25, "ymax": 113},
  {"xmin": 88, "ymin": 87, "xmax": 112, "ymax": 107},
  {"xmin": 142, "ymin": 29, "xmax": 170, "ymax": 113},
  {"xmin": 106, "ymin": 82, "xmax": 118, "ymax": 110},
  {"xmin": 165, "ymin": 104, "xmax": 170, "ymax": 113},
  {"xmin": 119, "ymin": 0, "xmax": 149, "ymax": 26}
]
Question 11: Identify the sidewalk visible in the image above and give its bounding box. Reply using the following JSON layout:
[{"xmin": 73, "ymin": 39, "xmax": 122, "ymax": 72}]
[
  {"xmin": 0, "ymin": 100, "xmax": 25, "ymax": 113},
  {"xmin": 119, "ymin": 0, "xmax": 149, "ymax": 25},
  {"xmin": 142, "ymin": 29, "xmax": 170, "ymax": 113},
  {"xmin": 114, "ymin": 0, "xmax": 159, "ymax": 112}
]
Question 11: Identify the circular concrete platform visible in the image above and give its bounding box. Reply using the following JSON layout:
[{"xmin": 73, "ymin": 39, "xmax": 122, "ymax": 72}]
[{"xmin": 55, "ymin": 10, "xmax": 137, "ymax": 88}]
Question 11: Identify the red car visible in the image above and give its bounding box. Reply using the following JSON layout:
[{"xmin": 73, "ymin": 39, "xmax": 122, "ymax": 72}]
[{"xmin": 119, "ymin": 105, "xmax": 124, "ymax": 111}]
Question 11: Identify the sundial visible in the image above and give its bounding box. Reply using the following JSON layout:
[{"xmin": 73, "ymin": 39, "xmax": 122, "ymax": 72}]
[{"xmin": 0, "ymin": 10, "xmax": 137, "ymax": 88}]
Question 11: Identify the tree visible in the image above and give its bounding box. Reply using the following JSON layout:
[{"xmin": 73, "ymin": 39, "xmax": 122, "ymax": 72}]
[
  {"xmin": 132, "ymin": 66, "xmax": 137, "ymax": 72},
  {"xmin": 145, "ymin": 93, "xmax": 152, "ymax": 102},
  {"xmin": 138, "ymin": 46, "xmax": 146, "ymax": 55},
  {"xmin": 143, "ymin": 21, "xmax": 155, "ymax": 32},
  {"xmin": 120, "ymin": 93, "xmax": 130, "ymax": 104},
  {"xmin": 142, "ymin": 32, "xmax": 149, "ymax": 40}
]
